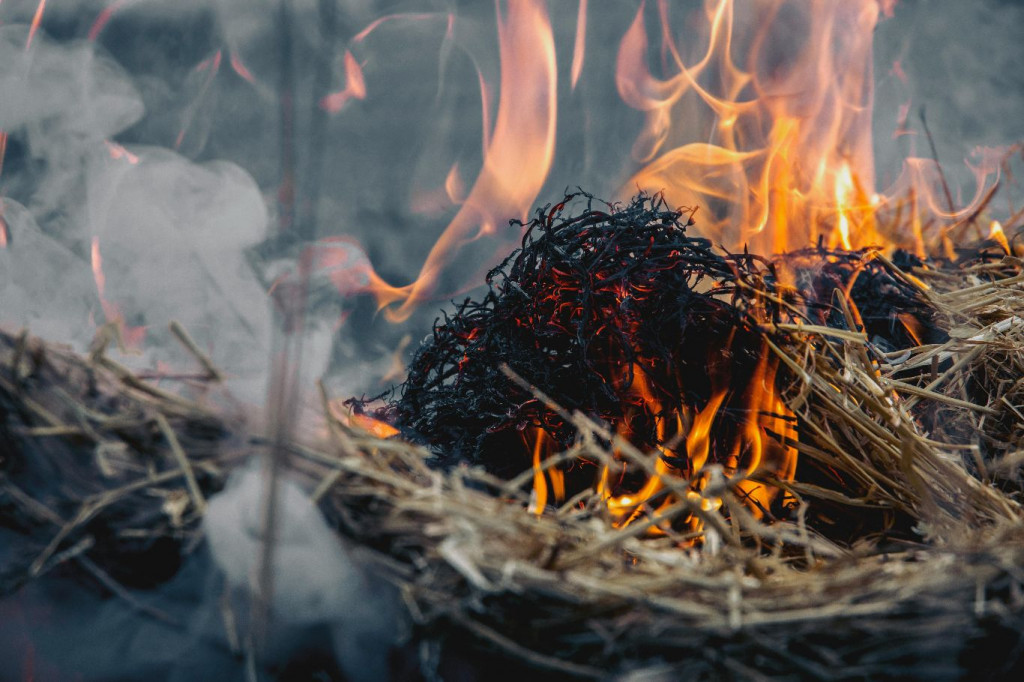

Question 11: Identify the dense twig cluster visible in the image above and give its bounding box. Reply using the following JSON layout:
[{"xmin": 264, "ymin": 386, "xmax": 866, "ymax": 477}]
[{"xmin": 394, "ymin": 193, "xmax": 940, "ymax": 533}]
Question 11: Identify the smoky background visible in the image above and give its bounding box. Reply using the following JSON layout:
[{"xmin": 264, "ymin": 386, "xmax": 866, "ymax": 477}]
[{"xmin": 0, "ymin": 0, "xmax": 1020, "ymax": 401}]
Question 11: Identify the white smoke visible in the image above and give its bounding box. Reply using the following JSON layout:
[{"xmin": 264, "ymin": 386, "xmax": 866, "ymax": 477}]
[
  {"xmin": 203, "ymin": 461, "xmax": 400, "ymax": 681},
  {"xmin": 0, "ymin": 198, "xmax": 96, "ymax": 343},
  {"xmin": 0, "ymin": 22, "xmax": 280, "ymax": 402}
]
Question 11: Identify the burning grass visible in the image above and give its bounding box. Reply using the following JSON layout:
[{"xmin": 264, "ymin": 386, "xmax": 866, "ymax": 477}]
[
  {"xmin": 329, "ymin": 242, "xmax": 1024, "ymax": 678},
  {"xmin": 3, "ymin": 197, "xmax": 1024, "ymax": 677}
]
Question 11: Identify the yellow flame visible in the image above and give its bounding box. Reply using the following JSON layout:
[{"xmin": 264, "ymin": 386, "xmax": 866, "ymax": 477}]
[
  {"xmin": 989, "ymin": 220, "xmax": 1011, "ymax": 254},
  {"xmin": 834, "ymin": 162, "xmax": 855, "ymax": 250}
]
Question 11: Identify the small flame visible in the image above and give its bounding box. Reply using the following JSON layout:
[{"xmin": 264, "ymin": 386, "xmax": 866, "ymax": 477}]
[
  {"xmin": 175, "ymin": 51, "xmax": 222, "ymax": 150},
  {"xmin": 897, "ymin": 312, "xmax": 925, "ymax": 346},
  {"xmin": 327, "ymin": 399, "xmax": 399, "ymax": 438},
  {"xmin": 0, "ymin": 130, "xmax": 7, "ymax": 180},
  {"xmin": 88, "ymin": 0, "xmax": 130, "ymax": 42},
  {"xmin": 229, "ymin": 51, "xmax": 257, "ymax": 85},
  {"xmin": 349, "ymin": 413, "xmax": 399, "ymax": 439},
  {"xmin": 105, "ymin": 141, "xmax": 139, "ymax": 165},
  {"xmin": 90, "ymin": 237, "xmax": 146, "ymax": 348},
  {"xmin": 529, "ymin": 429, "xmax": 548, "ymax": 515},
  {"xmin": 989, "ymin": 220, "xmax": 1011, "ymax": 254},
  {"xmin": 26, "ymin": 0, "xmax": 47, "ymax": 50},
  {"xmin": 320, "ymin": 51, "xmax": 367, "ymax": 114},
  {"xmin": 351, "ymin": 12, "xmax": 443, "ymax": 45},
  {"xmin": 834, "ymin": 162, "xmax": 855, "ymax": 250},
  {"xmin": 570, "ymin": 0, "xmax": 587, "ymax": 91},
  {"xmin": 444, "ymin": 162, "xmax": 466, "ymax": 204}
]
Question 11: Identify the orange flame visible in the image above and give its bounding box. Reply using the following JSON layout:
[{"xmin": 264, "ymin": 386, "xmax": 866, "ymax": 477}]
[
  {"xmin": 360, "ymin": 0, "xmax": 557, "ymax": 322},
  {"xmin": 988, "ymin": 220, "xmax": 1011, "ymax": 254},
  {"xmin": 349, "ymin": 413, "xmax": 400, "ymax": 439},
  {"xmin": 444, "ymin": 162, "xmax": 466, "ymax": 204},
  {"xmin": 613, "ymin": 0, "xmax": 1005, "ymax": 256},
  {"xmin": 26, "ymin": 0, "xmax": 46, "ymax": 50},
  {"xmin": 531, "ymin": 346, "xmax": 796, "ymax": 539},
  {"xmin": 229, "ymin": 51, "xmax": 257, "ymax": 85},
  {"xmin": 351, "ymin": 12, "xmax": 444, "ymax": 45},
  {"xmin": 90, "ymin": 237, "xmax": 146, "ymax": 348},
  {"xmin": 89, "ymin": 0, "xmax": 130, "ymax": 42},
  {"xmin": 618, "ymin": 0, "xmax": 887, "ymax": 254},
  {"xmin": 320, "ymin": 51, "xmax": 367, "ymax": 114},
  {"xmin": 570, "ymin": 0, "xmax": 587, "ymax": 90},
  {"xmin": 327, "ymin": 398, "xmax": 399, "ymax": 438}
]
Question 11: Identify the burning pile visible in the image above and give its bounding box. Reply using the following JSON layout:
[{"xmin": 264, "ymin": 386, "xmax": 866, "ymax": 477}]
[
  {"xmin": 394, "ymin": 191, "xmax": 940, "ymax": 542},
  {"xmin": 4, "ymin": 0, "xmax": 1024, "ymax": 677}
]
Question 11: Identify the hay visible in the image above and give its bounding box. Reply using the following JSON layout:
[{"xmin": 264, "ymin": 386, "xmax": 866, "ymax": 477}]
[
  {"xmin": 3, "ymin": 256, "xmax": 1024, "ymax": 677},
  {"xmin": 0, "ymin": 324, "xmax": 234, "ymax": 598},
  {"xmin": 316, "ymin": 251, "xmax": 1024, "ymax": 678}
]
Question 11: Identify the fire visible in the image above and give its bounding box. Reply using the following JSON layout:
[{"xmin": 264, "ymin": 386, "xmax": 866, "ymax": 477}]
[
  {"xmin": 105, "ymin": 141, "xmax": 139, "ymax": 165},
  {"xmin": 320, "ymin": 51, "xmax": 367, "ymax": 114},
  {"xmin": 229, "ymin": 52, "xmax": 257, "ymax": 85},
  {"xmin": 349, "ymin": 413, "xmax": 400, "ymax": 439},
  {"xmin": 90, "ymin": 237, "xmax": 146, "ymax": 349},
  {"xmin": 444, "ymin": 163, "xmax": 466, "ymax": 205},
  {"xmin": 88, "ymin": 0, "xmax": 130, "ymax": 42},
  {"xmin": 833, "ymin": 162, "xmax": 856, "ymax": 250},
  {"xmin": 614, "ymin": 0, "xmax": 1002, "ymax": 256},
  {"xmin": 570, "ymin": 0, "xmax": 587, "ymax": 90},
  {"xmin": 0, "ymin": 130, "xmax": 7, "ymax": 178},
  {"xmin": 26, "ymin": 0, "xmax": 46, "ymax": 49},
  {"xmin": 327, "ymin": 399, "xmax": 399, "ymax": 439},
  {"xmin": 355, "ymin": 0, "xmax": 557, "ymax": 322},
  {"xmin": 989, "ymin": 220, "xmax": 1011, "ymax": 254},
  {"xmin": 530, "ymin": 346, "xmax": 797, "ymax": 539},
  {"xmin": 617, "ymin": 0, "xmax": 882, "ymax": 253}
]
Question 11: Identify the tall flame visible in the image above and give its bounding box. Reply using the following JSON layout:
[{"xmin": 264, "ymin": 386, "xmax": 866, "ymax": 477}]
[
  {"xmin": 363, "ymin": 0, "xmax": 557, "ymax": 322},
  {"xmin": 618, "ymin": 0, "xmax": 885, "ymax": 253}
]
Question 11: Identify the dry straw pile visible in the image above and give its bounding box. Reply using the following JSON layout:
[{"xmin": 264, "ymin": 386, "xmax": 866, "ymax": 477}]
[{"xmin": 3, "ymin": 252, "xmax": 1024, "ymax": 678}]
